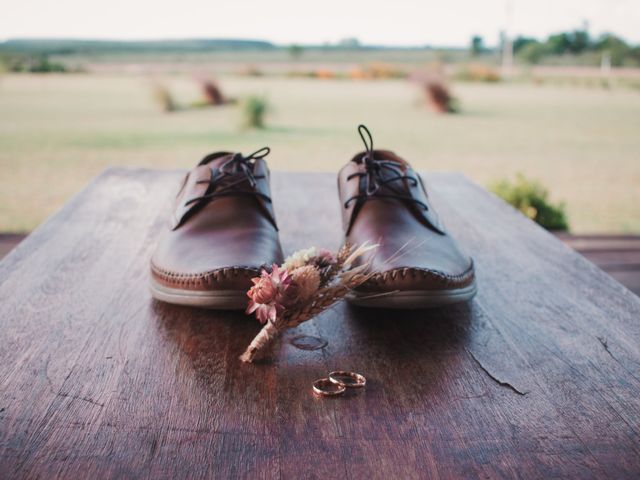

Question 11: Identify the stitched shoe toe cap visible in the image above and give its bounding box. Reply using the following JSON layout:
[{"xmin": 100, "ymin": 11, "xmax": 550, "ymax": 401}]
[{"xmin": 356, "ymin": 262, "xmax": 475, "ymax": 294}]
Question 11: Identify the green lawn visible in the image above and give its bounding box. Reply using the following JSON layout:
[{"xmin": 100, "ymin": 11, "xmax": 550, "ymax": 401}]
[{"xmin": 1, "ymin": 73, "xmax": 639, "ymax": 233}]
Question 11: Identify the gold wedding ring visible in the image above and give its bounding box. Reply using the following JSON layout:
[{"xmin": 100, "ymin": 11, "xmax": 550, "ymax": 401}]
[
  {"xmin": 312, "ymin": 378, "xmax": 346, "ymax": 397},
  {"xmin": 328, "ymin": 371, "xmax": 366, "ymax": 389}
]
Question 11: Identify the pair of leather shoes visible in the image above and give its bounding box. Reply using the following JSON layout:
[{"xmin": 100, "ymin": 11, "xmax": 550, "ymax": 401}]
[{"xmin": 150, "ymin": 126, "xmax": 476, "ymax": 309}]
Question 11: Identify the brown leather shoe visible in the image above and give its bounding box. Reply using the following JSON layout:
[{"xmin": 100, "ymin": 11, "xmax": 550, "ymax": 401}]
[
  {"xmin": 338, "ymin": 126, "xmax": 476, "ymax": 308},
  {"xmin": 150, "ymin": 148, "xmax": 284, "ymax": 309}
]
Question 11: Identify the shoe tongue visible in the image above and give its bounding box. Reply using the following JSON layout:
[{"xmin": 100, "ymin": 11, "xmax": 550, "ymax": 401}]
[
  {"xmin": 202, "ymin": 152, "xmax": 235, "ymax": 171},
  {"xmin": 203, "ymin": 153, "xmax": 254, "ymax": 189},
  {"xmin": 353, "ymin": 150, "xmax": 411, "ymax": 195},
  {"xmin": 352, "ymin": 149, "xmax": 409, "ymax": 169}
]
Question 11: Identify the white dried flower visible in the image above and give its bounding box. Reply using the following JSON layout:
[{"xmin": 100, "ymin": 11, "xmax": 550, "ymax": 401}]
[{"xmin": 282, "ymin": 247, "xmax": 318, "ymax": 271}]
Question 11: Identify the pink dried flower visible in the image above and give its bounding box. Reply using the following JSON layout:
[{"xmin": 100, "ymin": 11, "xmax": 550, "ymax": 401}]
[
  {"xmin": 311, "ymin": 248, "xmax": 336, "ymax": 269},
  {"xmin": 246, "ymin": 264, "xmax": 294, "ymax": 324}
]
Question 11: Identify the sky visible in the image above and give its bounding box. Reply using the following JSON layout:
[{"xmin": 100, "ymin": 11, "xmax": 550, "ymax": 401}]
[{"xmin": 0, "ymin": 0, "xmax": 638, "ymax": 47}]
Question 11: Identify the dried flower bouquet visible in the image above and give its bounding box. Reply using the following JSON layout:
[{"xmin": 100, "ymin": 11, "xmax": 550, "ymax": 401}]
[{"xmin": 240, "ymin": 243, "xmax": 377, "ymax": 363}]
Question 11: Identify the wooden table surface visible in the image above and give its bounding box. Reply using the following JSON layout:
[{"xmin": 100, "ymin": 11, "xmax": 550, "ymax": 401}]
[{"xmin": 1, "ymin": 169, "xmax": 639, "ymax": 479}]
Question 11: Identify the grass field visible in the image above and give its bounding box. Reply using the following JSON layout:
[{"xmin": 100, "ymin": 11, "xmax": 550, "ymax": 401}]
[{"xmin": 1, "ymin": 73, "xmax": 639, "ymax": 233}]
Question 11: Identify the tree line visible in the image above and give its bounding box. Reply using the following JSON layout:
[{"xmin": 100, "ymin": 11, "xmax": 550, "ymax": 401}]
[{"xmin": 472, "ymin": 30, "xmax": 640, "ymax": 67}]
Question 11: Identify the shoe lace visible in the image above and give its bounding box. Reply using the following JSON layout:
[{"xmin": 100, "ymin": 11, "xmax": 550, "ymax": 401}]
[
  {"xmin": 343, "ymin": 125, "xmax": 428, "ymax": 211},
  {"xmin": 185, "ymin": 147, "xmax": 273, "ymax": 207}
]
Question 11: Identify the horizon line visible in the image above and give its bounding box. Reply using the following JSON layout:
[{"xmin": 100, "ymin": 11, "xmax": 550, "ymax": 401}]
[{"xmin": 1, "ymin": 30, "xmax": 636, "ymax": 50}]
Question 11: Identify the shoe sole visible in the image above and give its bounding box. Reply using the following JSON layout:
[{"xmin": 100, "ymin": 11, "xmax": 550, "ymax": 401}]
[
  {"xmin": 347, "ymin": 281, "xmax": 477, "ymax": 309},
  {"xmin": 149, "ymin": 278, "xmax": 247, "ymax": 310}
]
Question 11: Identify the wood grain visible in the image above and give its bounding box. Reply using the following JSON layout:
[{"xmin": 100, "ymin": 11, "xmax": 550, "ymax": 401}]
[{"xmin": 1, "ymin": 168, "xmax": 639, "ymax": 479}]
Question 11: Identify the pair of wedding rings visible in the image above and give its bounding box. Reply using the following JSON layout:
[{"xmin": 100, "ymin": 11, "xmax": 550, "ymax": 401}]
[{"xmin": 312, "ymin": 371, "xmax": 366, "ymax": 397}]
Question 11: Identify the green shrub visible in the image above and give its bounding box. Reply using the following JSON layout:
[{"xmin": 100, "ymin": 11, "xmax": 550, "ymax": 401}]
[
  {"xmin": 490, "ymin": 174, "xmax": 569, "ymax": 231},
  {"xmin": 470, "ymin": 35, "xmax": 485, "ymax": 56},
  {"xmin": 0, "ymin": 54, "xmax": 67, "ymax": 73},
  {"xmin": 28, "ymin": 56, "xmax": 67, "ymax": 73},
  {"xmin": 518, "ymin": 42, "xmax": 549, "ymax": 65},
  {"xmin": 288, "ymin": 44, "xmax": 303, "ymax": 59},
  {"xmin": 241, "ymin": 95, "xmax": 269, "ymax": 129}
]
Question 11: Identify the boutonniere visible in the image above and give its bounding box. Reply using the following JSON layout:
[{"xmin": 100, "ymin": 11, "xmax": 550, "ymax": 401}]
[{"xmin": 240, "ymin": 243, "xmax": 377, "ymax": 362}]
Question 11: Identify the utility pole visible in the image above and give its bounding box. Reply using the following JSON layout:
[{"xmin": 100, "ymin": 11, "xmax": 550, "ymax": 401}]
[
  {"xmin": 601, "ymin": 51, "xmax": 612, "ymax": 88},
  {"xmin": 501, "ymin": 0, "xmax": 514, "ymax": 77}
]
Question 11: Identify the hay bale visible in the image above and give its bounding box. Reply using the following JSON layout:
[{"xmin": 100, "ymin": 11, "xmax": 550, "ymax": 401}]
[
  {"xmin": 423, "ymin": 80, "xmax": 458, "ymax": 114},
  {"xmin": 200, "ymin": 79, "xmax": 225, "ymax": 106},
  {"xmin": 151, "ymin": 83, "xmax": 176, "ymax": 113}
]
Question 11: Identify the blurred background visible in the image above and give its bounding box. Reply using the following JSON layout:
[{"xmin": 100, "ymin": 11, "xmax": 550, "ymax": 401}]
[{"xmin": 1, "ymin": 0, "xmax": 639, "ymax": 290}]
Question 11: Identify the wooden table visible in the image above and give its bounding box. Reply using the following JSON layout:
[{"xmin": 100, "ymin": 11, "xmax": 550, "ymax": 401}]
[{"xmin": 1, "ymin": 169, "xmax": 639, "ymax": 479}]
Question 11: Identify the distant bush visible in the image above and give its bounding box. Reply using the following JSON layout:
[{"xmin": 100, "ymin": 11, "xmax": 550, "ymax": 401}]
[
  {"xmin": 512, "ymin": 31, "xmax": 640, "ymax": 67},
  {"xmin": 238, "ymin": 65, "xmax": 264, "ymax": 77},
  {"xmin": 366, "ymin": 63, "xmax": 406, "ymax": 79},
  {"xmin": 490, "ymin": 174, "xmax": 569, "ymax": 231},
  {"xmin": 313, "ymin": 69, "xmax": 336, "ymax": 79},
  {"xmin": 470, "ymin": 35, "xmax": 485, "ymax": 56},
  {"xmin": 347, "ymin": 63, "xmax": 406, "ymax": 80},
  {"xmin": 241, "ymin": 95, "xmax": 269, "ymax": 128},
  {"xmin": 28, "ymin": 56, "xmax": 67, "ymax": 73},
  {"xmin": 286, "ymin": 69, "xmax": 355, "ymax": 80},
  {"xmin": 0, "ymin": 54, "xmax": 67, "ymax": 73},
  {"xmin": 517, "ymin": 42, "xmax": 549, "ymax": 65},
  {"xmin": 288, "ymin": 44, "xmax": 303, "ymax": 59},
  {"xmin": 455, "ymin": 64, "xmax": 500, "ymax": 83},
  {"xmin": 595, "ymin": 34, "xmax": 640, "ymax": 67}
]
